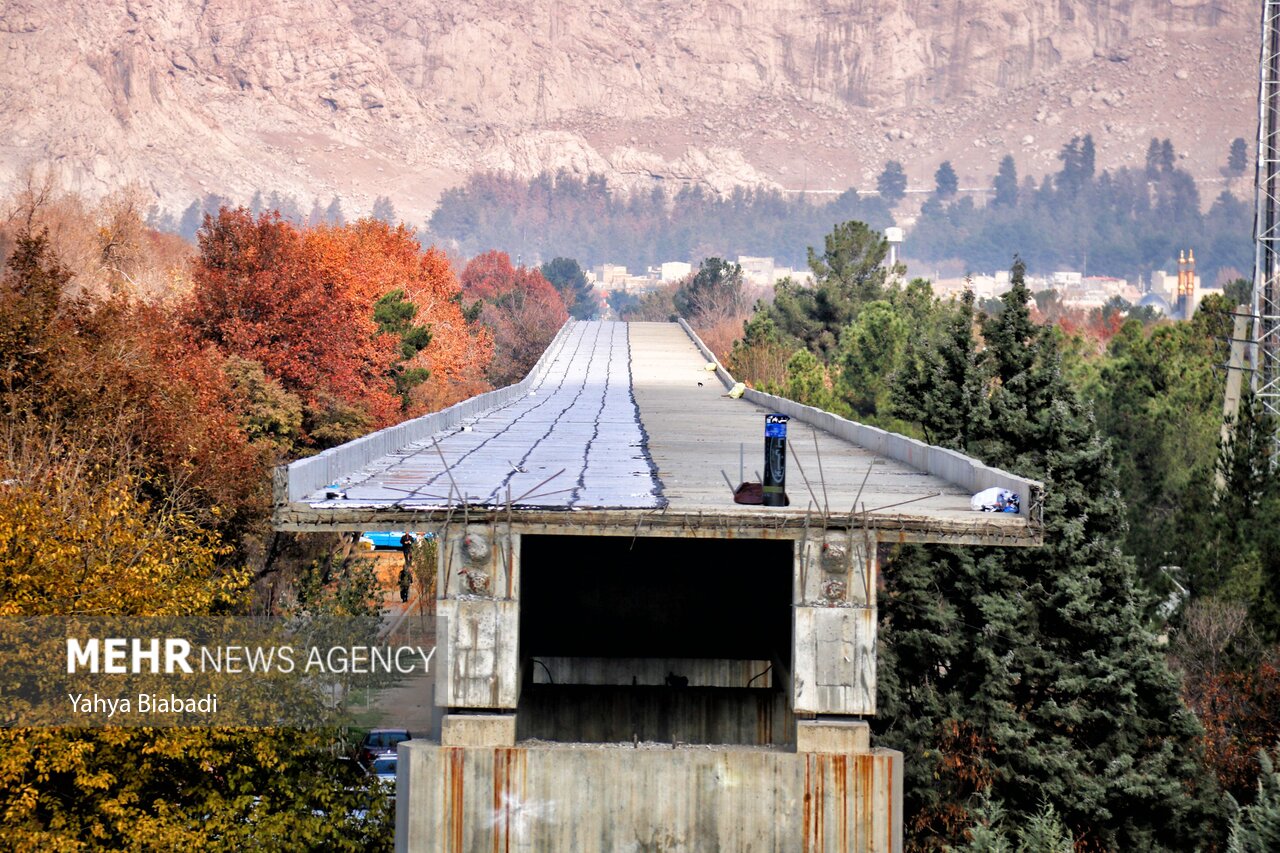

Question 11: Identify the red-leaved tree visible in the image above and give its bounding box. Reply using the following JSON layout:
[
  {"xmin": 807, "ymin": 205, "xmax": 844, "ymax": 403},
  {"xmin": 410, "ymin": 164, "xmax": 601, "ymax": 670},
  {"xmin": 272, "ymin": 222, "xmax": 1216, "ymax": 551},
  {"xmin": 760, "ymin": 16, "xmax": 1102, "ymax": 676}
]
[
  {"xmin": 462, "ymin": 250, "xmax": 567, "ymax": 386},
  {"xmin": 185, "ymin": 209, "xmax": 401, "ymax": 445}
]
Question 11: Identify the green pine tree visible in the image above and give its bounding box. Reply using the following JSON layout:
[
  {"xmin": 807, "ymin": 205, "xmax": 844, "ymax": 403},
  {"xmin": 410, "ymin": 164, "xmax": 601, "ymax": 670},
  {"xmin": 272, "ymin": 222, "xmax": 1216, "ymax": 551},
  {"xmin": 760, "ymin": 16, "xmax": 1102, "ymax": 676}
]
[
  {"xmin": 1016, "ymin": 802, "xmax": 1074, "ymax": 852},
  {"xmin": 1146, "ymin": 138, "xmax": 1163, "ymax": 177},
  {"xmin": 1180, "ymin": 393, "xmax": 1280, "ymax": 639},
  {"xmin": 892, "ymin": 289, "xmax": 989, "ymax": 450},
  {"xmin": 371, "ymin": 195, "xmax": 397, "ymax": 225},
  {"xmin": 540, "ymin": 256, "xmax": 598, "ymax": 320},
  {"xmin": 836, "ymin": 299, "xmax": 906, "ymax": 418},
  {"xmin": 782, "ymin": 348, "xmax": 837, "ymax": 413},
  {"xmin": 949, "ymin": 796, "xmax": 1075, "ymax": 852},
  {"xmin": 762, "ymin": 221, "xmax": 890, "ymax": 361},
  {"xmin": 992, "ymin": 156, "xmax": 1019, "ymax": 208},
  {"xmin": 935, "ymin": 161, "xmax": 960, "ymax": 199},
  {"xmin": 373, "ymin": 289, "xmax": 432, "ymax": 409},
  {"xmin": 672, "ymin": 257, "xmax": 745, "ymax": 322},
  {"xmin": 878, "ymin": 160, "xmax": 908, "ymax": 204},
  {"xmin": 1229, "ymin": 138, "xmax": 1249, "ymax": 176},
  {"xmin": 878, "ymin": 257, "xmax": 1225, "ymax": 850},
  {"xmin": 952, "ymin": 793, "xmax": 1013, "ymax": 853}
]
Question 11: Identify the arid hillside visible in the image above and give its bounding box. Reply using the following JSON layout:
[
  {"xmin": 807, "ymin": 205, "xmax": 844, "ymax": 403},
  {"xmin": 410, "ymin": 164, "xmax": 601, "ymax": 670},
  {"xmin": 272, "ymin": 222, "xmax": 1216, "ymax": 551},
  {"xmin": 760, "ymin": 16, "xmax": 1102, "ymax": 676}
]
[{"xmin": 0, "ymin": 0, "xmax": 1259, "ymax": 223}]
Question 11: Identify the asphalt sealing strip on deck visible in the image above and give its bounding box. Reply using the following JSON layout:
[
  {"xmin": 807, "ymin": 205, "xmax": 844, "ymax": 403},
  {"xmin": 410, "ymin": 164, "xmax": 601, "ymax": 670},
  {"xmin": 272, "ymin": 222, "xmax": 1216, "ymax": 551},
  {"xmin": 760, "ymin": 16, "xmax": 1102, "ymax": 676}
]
[{"xmin": 316, "ymin": 321, "xmax": 665, "ymax": 510}]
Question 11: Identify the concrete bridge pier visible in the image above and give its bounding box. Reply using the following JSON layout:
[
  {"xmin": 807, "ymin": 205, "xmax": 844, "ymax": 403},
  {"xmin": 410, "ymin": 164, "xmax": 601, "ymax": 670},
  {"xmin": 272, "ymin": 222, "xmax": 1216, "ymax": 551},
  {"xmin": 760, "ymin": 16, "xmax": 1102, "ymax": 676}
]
[
  {"xmin": 436, "ymin": 525, "xmax": 522, "ymax": 746},
  {"xmin": 398, "ymin": 527, "xmax": 904, "ymax": 851}
]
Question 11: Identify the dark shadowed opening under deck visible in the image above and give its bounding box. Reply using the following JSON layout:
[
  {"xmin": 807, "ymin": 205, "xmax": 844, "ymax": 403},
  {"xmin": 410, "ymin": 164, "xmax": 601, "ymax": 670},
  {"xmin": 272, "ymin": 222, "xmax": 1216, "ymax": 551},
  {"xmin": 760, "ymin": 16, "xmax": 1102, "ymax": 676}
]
[{"xmin": 518, "ymin": 535, "xmax": 795, "ymax": 745}]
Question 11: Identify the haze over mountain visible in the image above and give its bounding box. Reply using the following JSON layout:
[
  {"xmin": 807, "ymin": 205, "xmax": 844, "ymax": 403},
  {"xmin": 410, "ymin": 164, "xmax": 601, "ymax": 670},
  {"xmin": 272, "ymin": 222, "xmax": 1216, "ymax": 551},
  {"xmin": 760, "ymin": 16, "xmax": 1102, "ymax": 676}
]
[{"xmin": 0, "ymin": 0, "xmax": 1258, "ymax": 225}]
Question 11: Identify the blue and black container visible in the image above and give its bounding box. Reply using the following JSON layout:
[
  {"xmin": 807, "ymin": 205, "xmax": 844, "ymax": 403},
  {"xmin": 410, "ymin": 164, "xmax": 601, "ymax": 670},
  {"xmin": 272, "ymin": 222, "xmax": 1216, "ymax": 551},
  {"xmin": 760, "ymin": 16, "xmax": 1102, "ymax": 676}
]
[{"xmin": 763, "ymin": 414, "xmax": 789, "ymax": 507}]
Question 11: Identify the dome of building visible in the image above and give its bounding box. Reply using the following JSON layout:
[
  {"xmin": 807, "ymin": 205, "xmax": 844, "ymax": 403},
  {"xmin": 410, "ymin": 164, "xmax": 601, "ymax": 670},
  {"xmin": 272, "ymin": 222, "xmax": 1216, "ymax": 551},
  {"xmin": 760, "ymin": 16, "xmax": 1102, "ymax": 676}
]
[{"xmin": 1137, "ymin": 292, "xmax": 1172, "ymax": 315}]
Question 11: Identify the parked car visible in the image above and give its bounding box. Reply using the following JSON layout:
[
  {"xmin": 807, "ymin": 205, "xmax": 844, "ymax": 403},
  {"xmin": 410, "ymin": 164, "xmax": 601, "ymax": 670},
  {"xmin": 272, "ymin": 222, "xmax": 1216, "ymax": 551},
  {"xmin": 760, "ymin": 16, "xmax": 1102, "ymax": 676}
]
[
  {"xmin": 358, "ymin": 531, "xmax": 434, "ymax": 550},
  {"xmin": 365, "ymin": 755, "xmax": 397, "ymax": 805},
  {"xmin": 357, "ymin": 727, "xmax": 410, "ymax": 765},
  {"xmin": 367, "ymin": 755, "xmax": 397, "ymax": 785}
]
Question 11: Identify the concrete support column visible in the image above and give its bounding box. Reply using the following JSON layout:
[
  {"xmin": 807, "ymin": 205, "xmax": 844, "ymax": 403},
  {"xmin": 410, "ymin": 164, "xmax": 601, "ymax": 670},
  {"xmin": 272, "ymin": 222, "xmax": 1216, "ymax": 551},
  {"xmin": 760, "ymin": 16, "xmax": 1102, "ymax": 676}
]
[
  {"xmin": 796, "ymin": 718, "xmax": 871, "ymax": 753},
  {"xmin": 793, "ymin": 535, "xmax": 878, "ymax": 716},
  {"xmin": 441, "ymin": 712, "xmax": 517, "ymax": 747},
  {"xmin": 435, "ymin": 525, "xmax": 522, "ymax": 710}
]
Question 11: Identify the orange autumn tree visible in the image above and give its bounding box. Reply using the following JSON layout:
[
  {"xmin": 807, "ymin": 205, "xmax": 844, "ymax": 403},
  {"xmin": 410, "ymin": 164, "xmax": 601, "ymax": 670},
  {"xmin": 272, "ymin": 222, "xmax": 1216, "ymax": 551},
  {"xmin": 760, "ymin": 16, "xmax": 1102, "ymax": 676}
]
[
  {"xmin": 0, "ymin": 225, "xmax": 397, "ymax": 850},
  {"xmin": 186, "ymin": 211, "xmax": 493, "ymax": 449},
  {"xmin": 185, "ymin": 209, "xmax": 401, "ymax": 447},
  {"xmin": 0, "ymin": 230, "xmax": 265, "ymax": 532},
  {"xmin": 307, "ymin": 220, "xmax": 492, "ymax": 412},
  {"xmin": 462, "ymin": 249, "xmax": 568, "ymax": 386}
]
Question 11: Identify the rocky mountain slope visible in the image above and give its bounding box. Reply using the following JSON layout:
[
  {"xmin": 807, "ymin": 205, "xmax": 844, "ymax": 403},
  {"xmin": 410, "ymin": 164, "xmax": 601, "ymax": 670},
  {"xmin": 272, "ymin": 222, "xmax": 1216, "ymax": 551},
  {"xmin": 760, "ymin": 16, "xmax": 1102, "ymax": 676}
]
[{"xmin": 0, "ymin": 0, "xmax": 1259, "ymax": 226}]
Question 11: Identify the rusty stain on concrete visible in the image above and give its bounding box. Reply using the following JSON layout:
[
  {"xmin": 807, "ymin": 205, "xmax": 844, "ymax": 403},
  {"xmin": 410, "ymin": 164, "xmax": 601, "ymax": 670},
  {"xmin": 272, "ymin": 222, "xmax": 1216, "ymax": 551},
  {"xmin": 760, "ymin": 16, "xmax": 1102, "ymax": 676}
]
[{"xmin": 447, "ymin": 747, "xmax": 465, "ymax": 853}]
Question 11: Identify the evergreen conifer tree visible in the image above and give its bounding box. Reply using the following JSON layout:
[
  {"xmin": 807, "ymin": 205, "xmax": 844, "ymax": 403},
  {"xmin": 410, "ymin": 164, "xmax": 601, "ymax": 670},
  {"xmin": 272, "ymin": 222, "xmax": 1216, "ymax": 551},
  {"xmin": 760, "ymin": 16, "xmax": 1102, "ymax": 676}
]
[
  {"xmin": 371, "ymin": 195, "xmax": 397, "ymax": 225},
  {"xmin": 878, "ymin": 257, "xmax": 1224, "ymax": 849},
  {"xmin": 541, "ymin": 257, "xmax": 597, "ymax": 320},
  {"xmin": 1228, "ymin": 745, "xmax": 1280, "ymax": 852},
  {"xmin": 877, "ymin": 160, "xmax": 908, "ymax": 205},
  {"xmin": 836, "ymin": 299, "xmax": 906, "ymax": 418},
  {"xmin": 1229, "ymin": 138, "xmax": 1249, "ymax": 176},
  {"xmin": 892, "ymin": 288, "xmax": 989, "ymax": 449},
  {"xmin": 1146, "ymin": 138, "xmax": 1163, "ymax": 178},
  {"xmin": 762, "ymin": 221, "xmax": 890, "ymax": 361},
  {"xmin": 372, "ymin": 289, "xmax": 432, "ymax": 409},
  {"xmin": 1180, "ymin": 394, "xmax": 1280, "ymax": 639},
  {"xmin": 782, "ymin": 348, "xmax": 835, "ymax": 412},
  {"xmin": 179, "ymin": 199, "xmax": 203, "ymax": 242},
  {"xmin": 1017, "ymin": 802, "xmax": 1075, "ymax": 852},
  {"xmin": 325, "ymin": 196, "xmax": 345, "ymax": 226},
  {"xmin": 274, "ymin": 193, "xmax": 303, "ymax": 225},
  {"xmin": 935, "ymin": 161, "xmax": 959, "ymax": 199},
  {"xmin": 1081, "ymin": 134, "xmax": 1096, "ymax": 183},
  {"xmin": 951, "ymin": 796, "xmax": 1075, "ymax": 852},
  {"xmin": 954, "ymin": 794, "xmax": 1014, "ymax": 853},
  {"xmin": 992, "ymin": 156, "xmax": 1018, "ymax": 208}
]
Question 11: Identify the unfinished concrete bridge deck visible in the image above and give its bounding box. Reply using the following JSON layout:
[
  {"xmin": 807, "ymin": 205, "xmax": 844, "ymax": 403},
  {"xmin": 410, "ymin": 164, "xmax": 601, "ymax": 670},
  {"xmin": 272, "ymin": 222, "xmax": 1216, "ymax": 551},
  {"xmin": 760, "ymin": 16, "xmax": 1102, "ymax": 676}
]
[
  {"xmin": 275, "ymin": 320, "xmax": 1043, "ymax": 546},
  {"xmin": 273, "ymin": 319, "xmax": 1046, "ymax": 852}
]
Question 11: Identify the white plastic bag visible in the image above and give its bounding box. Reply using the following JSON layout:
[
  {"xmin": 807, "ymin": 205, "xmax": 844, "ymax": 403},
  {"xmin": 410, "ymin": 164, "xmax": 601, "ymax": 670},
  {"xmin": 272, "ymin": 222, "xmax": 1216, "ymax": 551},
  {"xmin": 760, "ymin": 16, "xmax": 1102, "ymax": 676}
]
[{"xmin": 971, "ymin": 487, "xmax": 1020, "ymax": 513}]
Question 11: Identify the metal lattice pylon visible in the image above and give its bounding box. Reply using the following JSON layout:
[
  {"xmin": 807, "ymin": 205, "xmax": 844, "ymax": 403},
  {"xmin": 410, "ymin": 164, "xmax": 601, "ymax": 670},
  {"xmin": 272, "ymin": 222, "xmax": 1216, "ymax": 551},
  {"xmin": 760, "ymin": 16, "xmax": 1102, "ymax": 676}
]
[{"xmin": 1254, "ymin": 0, "xmax": 1280, "ymax": 456}]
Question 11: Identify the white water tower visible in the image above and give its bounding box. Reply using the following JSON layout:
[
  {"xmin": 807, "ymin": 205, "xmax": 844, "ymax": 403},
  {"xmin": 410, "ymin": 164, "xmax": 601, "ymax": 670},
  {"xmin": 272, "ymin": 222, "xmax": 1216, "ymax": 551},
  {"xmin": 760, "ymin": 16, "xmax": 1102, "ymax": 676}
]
[{"xmin": 885, "ymin": 227, "xmax": 904, "ymax": 267}]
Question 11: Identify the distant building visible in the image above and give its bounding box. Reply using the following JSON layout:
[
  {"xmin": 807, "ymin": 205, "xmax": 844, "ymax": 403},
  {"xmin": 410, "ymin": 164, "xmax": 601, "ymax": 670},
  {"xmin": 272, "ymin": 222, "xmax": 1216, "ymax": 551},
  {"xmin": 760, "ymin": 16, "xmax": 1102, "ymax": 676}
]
[
  {"xmin": 614, "ymin": 274, "xmax": 660, "ymax": 293},
  {"xmin": 736, "ymin": 256, "xmax": 812, "ymax": 287},
  {"xmin": 1150, "ymin": 262, "xmax": 1208, "ymax": 318},
  {"xmin": 1060, "ymin": 288, "xmax": 1110, "ymax": 310},
  {"xmin": 931, "ymin": 269, "xmax": 1139, "ymax": 304},
  {"xmin": 1083, "ymin": 275, "xmax": 1127, "ymax": 292},
  {"xmin": 659, "ymin": 262, "xmax": 691, "ymax": 282},
  {"xmin": 737, "ymin": 256, "xmax": 777, "ymax": 287},
  {"xmin": 593, "ymin": 264, "xmax": 630, "ymax": 289},
  {"xmin": 590, "ymin": 265, "xmax": 658, "ymax": 294},
  {"xmin": 931, "ymin": 274, "xmax": 1008, "ymax": 300},
  {"xmin": 1050, "ymin": 275, "xmax": 1129, "ymax": 310},
  {"xmin": 965, "ymin": 275, "xmax": 999, "ymax": 300}
]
